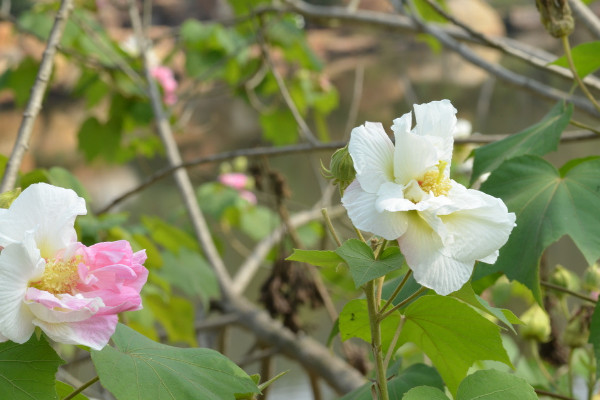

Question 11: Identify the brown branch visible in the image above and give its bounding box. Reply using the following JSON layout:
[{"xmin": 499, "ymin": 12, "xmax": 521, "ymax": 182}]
[
  {"xmin": 569, "ymin": 0, "xmax": 600, "ymax": 40},
  {"xmin": 0, "ymin": 0, "xmax": 75, "ymax": 192}
]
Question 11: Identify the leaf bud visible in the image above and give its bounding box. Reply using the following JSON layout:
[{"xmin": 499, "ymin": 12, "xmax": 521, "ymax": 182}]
[
  {"xmin": 535, "ymin": 0, "xmax": 574, "ymax": 38},
  {"xmin": 0, "ymin": 187, "xmax": 21, "ymax": 209},
  {"xmin": 322, "ymin": 145, "xmax": 356, "ymax": 191},
  {"xmin": 520, "ymin": 304, "xmax": 551, "ymax": 343},
  {"xmin": 549, "ymin": 264, "xmax": 579, "ymax": 298}
]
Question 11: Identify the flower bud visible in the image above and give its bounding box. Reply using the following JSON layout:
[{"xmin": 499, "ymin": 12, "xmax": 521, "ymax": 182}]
[
  {"xmin": 0, "ymin": 187, "xmax": 21, "ymax": 209},
  {"xmin": 535, "ymin": 0, "xmax": 574, "ymax": 38},
  {"xmin": 322, "ymin": 145, "xmax": 356, "ymax": 191},
  {"xmin": 520, "ymin": 304, "xmax": 551, "ymax": 343},
  {"xmin": 583, "ymin": 263, "xmax": 600, "ymax": 292},
  {"xmin": 549, "ymin": 264, "xmax": 579, "ymax": 298},
  {"xmin": 563, "ymin": 307, "xmax": 592, "ymax": 349}
]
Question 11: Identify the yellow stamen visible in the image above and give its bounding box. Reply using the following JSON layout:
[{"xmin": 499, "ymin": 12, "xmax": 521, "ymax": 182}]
[
  {"xmin": 32, "ymin": 258, "xmax": 80, "ymax": 295},
  {"xmin": 418, "ymin": 161, "xmax": 451, "ymax": 197}
]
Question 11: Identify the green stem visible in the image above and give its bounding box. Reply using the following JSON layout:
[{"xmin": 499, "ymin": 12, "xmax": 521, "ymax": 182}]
[
  {"xmin": 561, "ymin": 35, "xmax": 600, "ymax": 114},
  {"xmin": 365, "ymin": 281, "xmax": 390, "ymax": 400},
  {"xmin": 321, "ymin": 208, "xmax": 342, "ymax": 246},
  {"xmin": 530, "ymin": 340, "xmax": 557, "ymax": 389},
  {"xmin": 568, "ymin": 348, "xmax": 574, "ymax": 398},
  {"xmin": 383, "ymin": 316, "xmax": 404, "ymax": 372},
  {"xmin": 380, "ymin": 270, "xmax": 413, "ymax": 315},
  {"xmin": 62, "ymin": 376, "xmax": 99, "ymax": 400},
  {"xmin": 569, "ymin": 119, "xmax": 600, "ymax": 136},
  {"xmin": 379, "ymin": 286, "xmax": 427, "ymax": 322},
  {"xmin": 541, "ymin": 280, "xmax": 597, "ymax": 304}
]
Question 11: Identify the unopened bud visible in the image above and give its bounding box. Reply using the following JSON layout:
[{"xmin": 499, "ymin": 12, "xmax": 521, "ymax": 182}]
[
  {"xmin": 322, "ymin": 145, "xmax": 356, "ymax": 191},
  {"xmin": 549, "ymin": 264, "xmax": 579, "ymax": 298},
  {"xmin": 520, "ymin": 304, "xmax": 551, "ymax": 343},
  {"xmin": 535, "ymin": 0, "xmax": 574, "ymax": 38},
  {"xmin": 583, "ymin": 263, "xmax": 600, "ymax": 292},
  {"xmin": 563, "ymin": 306, "xmax": 592, "ymax": 348}
]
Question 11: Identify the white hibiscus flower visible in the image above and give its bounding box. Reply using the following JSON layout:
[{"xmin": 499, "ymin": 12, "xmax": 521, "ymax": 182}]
[{"xmin": 341, "ymin": 100, "xmax": 515, "ymax": 295}]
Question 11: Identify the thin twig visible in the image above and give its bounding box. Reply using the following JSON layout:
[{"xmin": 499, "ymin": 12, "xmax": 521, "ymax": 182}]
[
  {"xmin": 379, "ymin": 270, "xmax": 412, "ymax": 315},
  {"xmin": 541, "ymin": 281, "xmax": 597, "ymax": 304},
  {"xmin": 405, "ymin": 1, "xmax": 599, "ymax": 117},
  {"xmin": 322, "ymin": 208, "xmax": 343, "ymax": 246},
  {"xmin": 560, "ymin": 35, "xmax": 600, "ymax": 113},
  {"xmin": 378, "ymin": 286, "xmax": 427, "ymax": 321},
  {"xmin": 62, "ymin": 376, "xmax": 100, "ymax": 400},
  {"xmin": 570, "ymin": 119, "xmax": 600, "ymax": 135},
  {"xmin": 127, "ymin": 0, "xmax": 233, "ymax": 293},
  {"xmin": 534, "ymin": 389, "xmax": 574, "ymax": 400},
  {"xmin": 344, "ymin": 64, "xmax": 365, "ymax": 137},
  {"xmin": 0, "ymin": 0, "xmax": 75, "ymax": 192}
]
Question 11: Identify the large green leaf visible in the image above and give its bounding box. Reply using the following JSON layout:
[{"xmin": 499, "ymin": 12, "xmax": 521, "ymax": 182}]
[
  {"xmin": 456, "ymin": 370, "xmax": 537, "ymax": 399},
  {"xmin": 470, "ymin": 101, "xmax": 572, "ymax": 185},
  {"xmin": 77, "ymin": 116, "xmax": 122, "ymax": 162},
  {"xmin": 479, "ymin": 155, "xmax": 600, "ymax": 302},
  {"xmin": 340, "ymin": 363, "xmax": 443, "ymax": 400},
  {"xmin": 142, "ymin": 216, "xmax": 199, "ymax": 254},
  {"xmin": 403, "ymin": 386, "xmax": 449, "ymax": 400},
  {"xmin": 145, "ymin": 294, "xmax": 197, "ymax": 346},
  {"xmin": 551, "ymin": 41, "xmax": 600, "ymax": 78},
  {"xmin": 335, "ymin": 240, "xmax": 405, "ymax": 288},
  {"xmin": 399, "ymin": 295, "xmax": 511, "ymax": 395},
  {"xmin": 338, "ymin": 299, "xmax": 402, "ymax": 354},
  {"xmin": 451, "ymin": 284, "xmax": 521, "ymax": 333},
  {"xmin": 259, "ymin": 109, "xmax": 298, "ymax": 145},
  {"xmin": 0, "ymin": 336, "xmax": 64, "ymax": 400},
  {"xmin": 91, "ymin": 324, "xmax": 259, "ymax": 400},
  {"xmin": 286, "ymin": 249, "xmax": 345, "ymax": 269},
  {"xmin": 589, "ymin": 301, "xmax": 600, "ymax": 378}
]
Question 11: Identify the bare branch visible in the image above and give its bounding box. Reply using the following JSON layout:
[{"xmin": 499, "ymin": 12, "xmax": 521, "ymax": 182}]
[
  {"xmin": 127, "ymin": 0, "xmax": 233, "ymax": 292},
  {"xmin": 0, "ymin": 0, "xmax": 75, "ymax": 193},
  {"xmin": 569, "ymin": 0, "xmax": 600, "ymax": 40}
]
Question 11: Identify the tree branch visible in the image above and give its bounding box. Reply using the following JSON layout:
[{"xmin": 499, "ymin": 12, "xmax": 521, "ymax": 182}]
[
  {"xmin": 0, "ymin": 0, "xmax": 75, "ymax": 192},
  {"xmin": 569, "ymin": 0, "xmax": 600, "ymax": 40}
]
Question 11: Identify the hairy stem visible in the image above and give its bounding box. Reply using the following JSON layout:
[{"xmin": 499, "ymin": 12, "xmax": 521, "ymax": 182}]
[{"xmin": 365, "ymin": 281, "xmax": 389, "ymax": 400}]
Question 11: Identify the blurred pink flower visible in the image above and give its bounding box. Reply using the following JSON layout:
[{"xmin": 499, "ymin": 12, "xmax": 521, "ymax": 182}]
[
  {"xmin": 239, "ymin": 190, "xmax": 257, "ymax": 205},
  {"xmin": 151, "ymin": 66, "xmax": 178, "ymax": 105},
  {"xmin": 219, "ymin": 173, "xmax": 250, "ymax": 191},
  {"xmin": 0, "ymin": 183, "xmax": 147, "ymax": 350}
]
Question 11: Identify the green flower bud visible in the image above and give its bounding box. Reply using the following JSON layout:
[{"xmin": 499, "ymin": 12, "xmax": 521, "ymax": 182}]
[
  {"xmin": 520, "ymin": 304, "xmax": 551, "ymax": 343},
  {"xmin": 563, "ymin": 307, "xmax": 592, "ymax": 349},
  {"xmin": 549, "ymin": 264, "xmax": 579, "ymax": 298},
  {"xmin": 0, "ymin": 187, "xmax": 21, "ymax": 209},
  {"xmin": 322, "ymin": 145, "xmax": 356, "ymax": 191},
  {"xmin": 583, "ymin": 263, "xmax": 600, "ymax": 292},
  {"xmin": 535, "ymin": 0, "xmax": 574, "ymax": 38}
]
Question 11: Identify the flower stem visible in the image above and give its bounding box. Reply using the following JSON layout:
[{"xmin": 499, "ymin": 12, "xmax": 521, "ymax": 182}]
[
  {"xmin": 380, "ymin": 270, "xmax": 413, "ymax": 315},
  {"xmin": 379, "ymin": 286, "xmax": 427, "ymax": 322},
  {"xmin": 569, "ymin": 119, "xmax": 600, "ymax": 136},
  {"xmin": 321, "ymin": 208, "xmax": 342, "ymax": 246},
  {"xmin": 561, "ymin": 35, "xmax": 600, "ymax": 114},
  {"xmin": 365, "ymin": 280, "xmax": 390, "ymax": 400},
  {"xmin": 62, "ymin": 375, "xmax": 99, "ymax": 400}
]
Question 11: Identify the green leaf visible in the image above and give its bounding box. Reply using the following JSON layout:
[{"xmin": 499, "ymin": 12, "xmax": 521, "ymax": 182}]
[
  {"xmin": 339, "ymin": 299, "xmax": 401, "ymax": 354},
  {"xmin": 403, "ymin": 386, "xmax": 450, "ymax": 400},
  {"xmin": 0, "ymin": 336, "xmax": 64, "ymax": 400},
  {"xmin": 480, "ymin": 155, "xmax": 600, "ymax": 302},
  {"xmin": 470, "ymin": 101, "xmax": 573, "ymax": 185},
  {"xmin": 1, "ymin": 58, "xmax": 40, "ymax": 107},
  {"xmin": 158, "ymin": 249, "xmax": 220, "ymax": 308},
  {"xmin": 259, "ymin": 109, "xmax": 298, "ymax": 145},
  {"xmin": 551, "ymin": 41, "xmax": 600, "ymax": 78},
  {"xmin": 341, "ymin": 363, "xmax": 444, "ymax": 400},
  {"xmin": 77, "ymin": 116, "xmax": 122, "ymax": 162},
  {"xmin": 92, "ymin": 324, "xmax": 259, "ymax": 400},
  {"xmin": 399, "ymin": 295, "xmax": 512, "ymax": 395},
  {"xmin": 18, "ymin": 169, "xmax": 49, "ymax": 188},
  {"xmin": 456, "ymin": 369, "xmax": 537, "ymax": 399},
  {"xmin": 56, "ymin": 381, "xmax": 89, "ymax": 400},
  {"xmin": 589, "ymin": 301, "xmax": 600, "ymax": 378},
  {"xmin": 239, "ymin": 205, "xmax": 279, "ymax": 241},
  {"xmin": 451, "ymin": 283, "xmax": 521, "ymax": 333},
  {"xmin": 286, "ymin": 249, "xmax": 345, "ymax": 269},
  {"xmin": 335, "ymin": 239, "xmax": 405, "ymax": 288},
  {"xmin": 145, "ymin": 294, "xmax": 197, "ymax": 346},
  {"xmin": 142, "ymin": 216, "xmax": 199, "ymax": 254}
]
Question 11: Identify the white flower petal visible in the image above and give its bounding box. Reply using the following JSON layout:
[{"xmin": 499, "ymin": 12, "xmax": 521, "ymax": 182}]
[
  {"xmin": 398, "ymin": 212, "xmax": 473, "ymax": 295},
  {"xmin": 25, "ymin": 290, "xmax": 103, "ymax": 323},
  {"xmin": 342, "ymin": 180, "xmax": 409, "ymax": 240},
  {"xmin": 479, "ymin": 250, "xmax": 499, "ymax": 264},
  {"xmin": 413, "ymin": 100, "xmax": 456, "ymax": 162},
  {"xmin": 0, "ymin": 235, "xmax": 45, "ymax": 343},
  {"xmin": 434, "ymin": 185, "xmax": 516, "ymax": 263},
  {"xmin": 0, "ymin": 183, "xmax": 86, "ymax": 257},
  {"xmin": 375, "ymin": 182, "xmax": 416, "ymax": 213},
  {"xmin": 392, "ymin": 129, "xmax": 443, "ymax": 185},
  {"xmin": 348, "ymin": 122, "xmax": 395, "ymax": 193}
]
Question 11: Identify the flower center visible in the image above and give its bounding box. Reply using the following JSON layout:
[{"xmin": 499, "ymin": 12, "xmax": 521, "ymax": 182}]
[
  {"xmin": 418, "ymin": 161, "xmax": 451, "ymax": 197},
  {"xmin": 32, "ymin": 258, "xmax": 80, "ymax": 295}
]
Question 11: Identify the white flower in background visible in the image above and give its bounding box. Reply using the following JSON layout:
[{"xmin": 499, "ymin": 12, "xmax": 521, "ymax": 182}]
[{"xmin": 341, "ymin": 100, "xmax": 515, "ymax": 295}]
